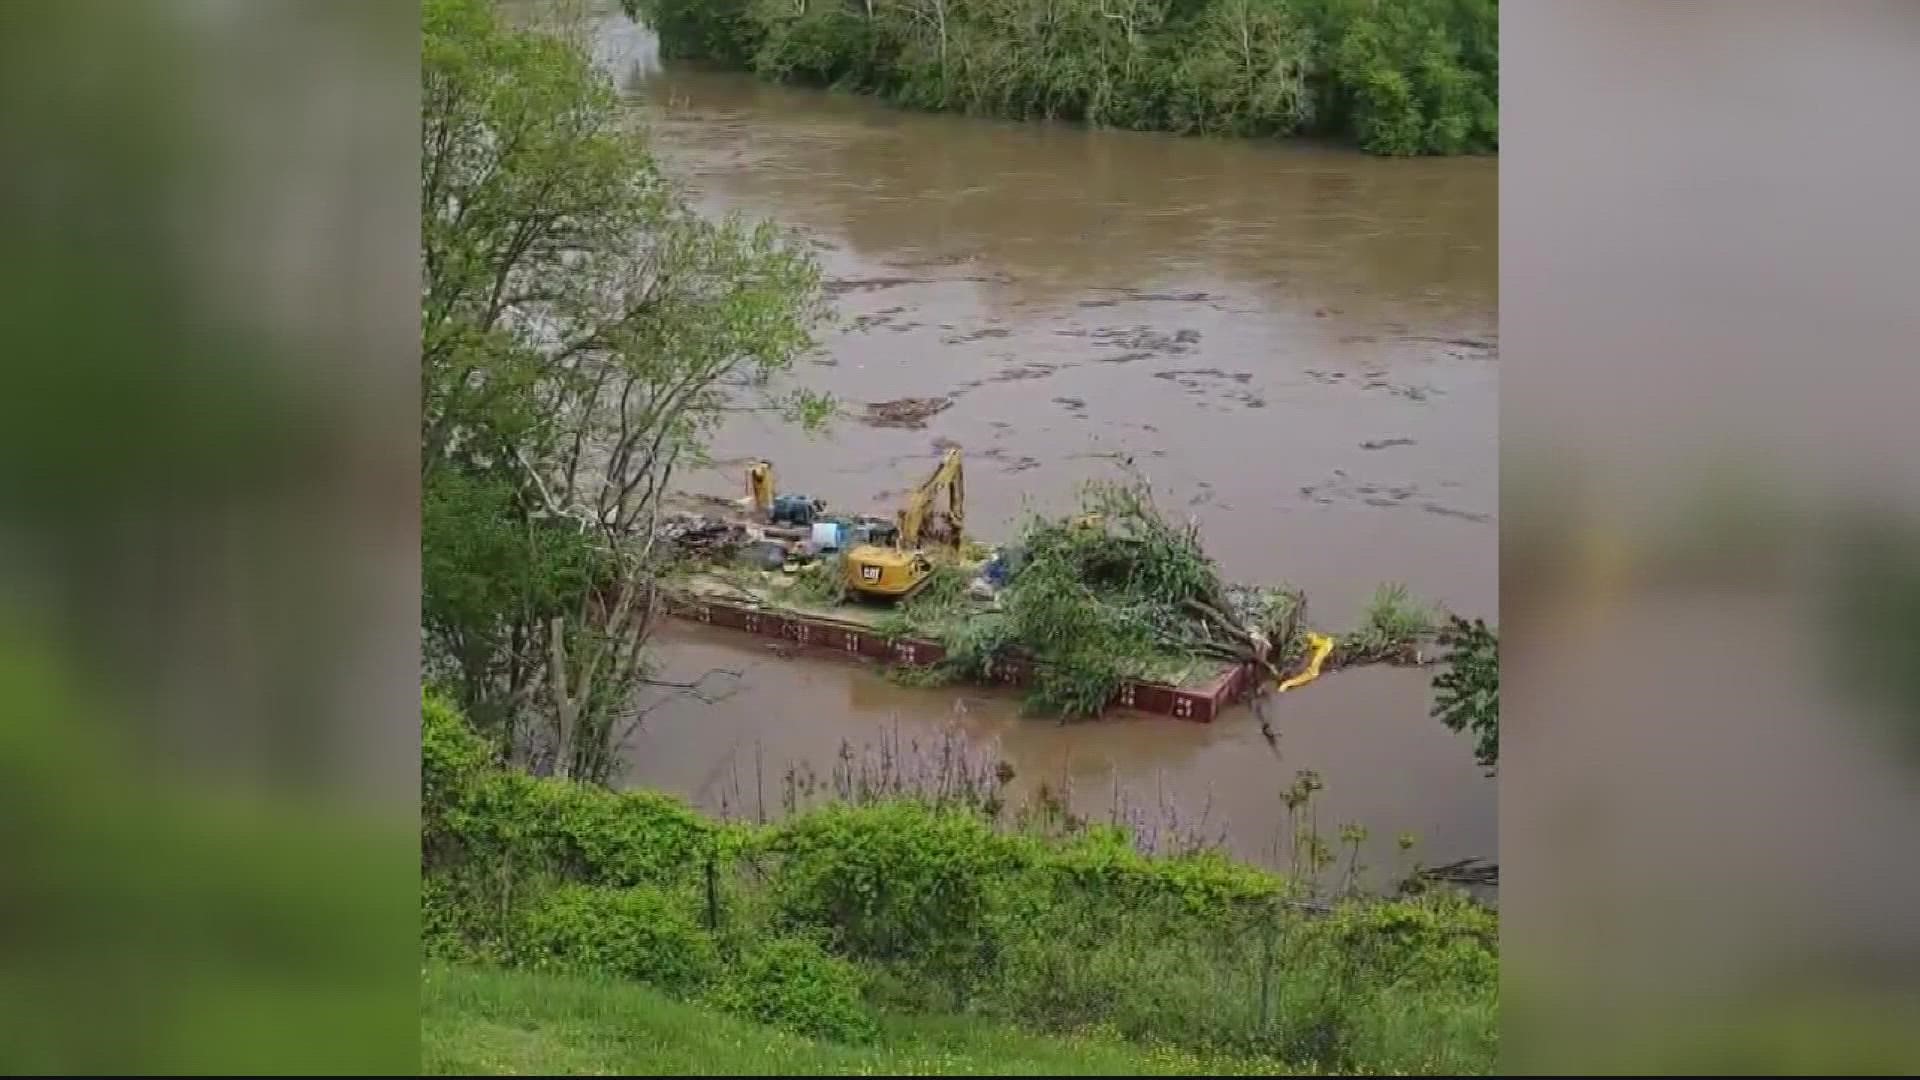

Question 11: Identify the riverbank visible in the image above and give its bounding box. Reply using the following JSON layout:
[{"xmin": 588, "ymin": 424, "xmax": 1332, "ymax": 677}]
[
  {"xmin": 622, "ymin": 0, "xmax": 1496, "ymax": 156},
  {"xmin": 425, "ymin": 692, "xmax": 1497, "ymax": 1074}
]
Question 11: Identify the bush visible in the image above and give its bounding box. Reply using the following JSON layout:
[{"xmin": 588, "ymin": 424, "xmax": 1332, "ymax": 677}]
[
  {"xmin": 762, "ymin": 801, "xmax": 1018, "ymax": 986},
  {"xmin": 428, "ymin": 703, "xmax": 719, "ymax": 886},
  {"xmin": 706, "ymin": 935, "xmax": 879, "ymax": 1044},
  {"xmin": 422, "ymin": 872, "xmax": 492, "ymax": 965},
  {"xmin": 511, "ymin": 883, "xmax": 718, "ymax": 992},
  {"xmin": 423, "ymin": 690, "xmax": 493, "ymax": 831},
  {"xmin": 420, "ymin": 694, "xmax": 1498, "ymax": 1072}
]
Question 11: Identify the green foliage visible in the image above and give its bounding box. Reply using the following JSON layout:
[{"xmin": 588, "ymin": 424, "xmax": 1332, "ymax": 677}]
[
  {"xmin": 1324, "ymin": 889, "xmax": 1497, "ymax": 989},
  {"xmin": 421, "ymin": 696, "xmax": 1496, "ymax": 1073},
  {"xmin": 423, "ymin": 961, "xmax": 1297, "ymax": 1074},
  {"xmin": 1338, "ymin": 581, "xmax": 1437, "ymax": 665},
  {"xmin": 868, "ymin": 562, "xmax": 976, "ymax": 642},
  {"xmin": 965, "ymin": 479, "xmax": 1281, "ymax": 714},
  {"xmin": 626, "ymin": 0, "xmax": 1496, "ymax": 155},
  {"xmin": 422, "ymin": 470, "xmax": 610, "ymax": 733},
  {"xmin": 422, "ymin": 0, "xmax": 829, "ymax": 779},
  {"xmin": 939, "ymin": 609, "xmax": 1018, "ymax": 676},
  {"xmin": 706, "ymin": 935, "xmax": 880, "ymax": 1045},
  {"xmin": 762, "ymin": 801, "xmax": 1016, "ymax": 983},
  {"xmin": 785, "ymin": 555, "xmax": 850, "ymax": 605},
  {"xmin": 426, "ymin": 690, "xmax": 723, "ymax": 886},
  {"xmin": 422, "ymin": 872, "xmax": 485, "ymax": 964},
  {"xmin": 1316, "ymin": 0, "xmax": 1498, "ymax": 154},
  {"xmin": 1430, "ymin": 615, "xmax": 1497, "ymax": 772},
  {"xmin": 629, "ymin": 0, "xmax": 763, "ymax": 65},
  {"xmin": 424, "ymin": 689, "xmax": 498, "ymax": 814},
  {"xmin": 511, "ymin": 883, "xmax": 717, "ymax": 991}
]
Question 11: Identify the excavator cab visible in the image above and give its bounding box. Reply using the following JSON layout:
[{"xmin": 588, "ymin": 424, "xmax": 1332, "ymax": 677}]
[
  {"xmin": 844, "ymin": 447, "xmax": 964, "ymax": 601},
  {"xmin": 847, "ymin": 548, "xmax": 934, "ymax": 598}
]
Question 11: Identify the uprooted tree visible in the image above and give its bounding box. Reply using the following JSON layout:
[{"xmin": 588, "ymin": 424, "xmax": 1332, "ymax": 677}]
[
  {"xmin": 916, "ymin": 477, "xmax": 1307, "ymax": 717},
  {"xmin": 421, "ymin": 0, "xmax": 829, "ymax": 781},
  {"xmin": 887, "ymin": 474, "xmax": 1479, "ymax": 759}
]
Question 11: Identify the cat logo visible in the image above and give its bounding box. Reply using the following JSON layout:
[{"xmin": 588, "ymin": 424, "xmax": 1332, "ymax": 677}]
[{"xmin": 860, "ymin": 565, "xmax": 882, "ymax": 582}]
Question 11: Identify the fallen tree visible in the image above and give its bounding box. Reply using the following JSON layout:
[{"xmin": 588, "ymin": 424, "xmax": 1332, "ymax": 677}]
[{"xmin": 919, "ymin": 475, "xmax": 1438, "ymax": 718}]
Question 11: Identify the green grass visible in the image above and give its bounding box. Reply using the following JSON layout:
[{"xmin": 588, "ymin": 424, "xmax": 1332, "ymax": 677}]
[{"xmin": 422, "ymin": 962, "xmax": 1298, "ymax": 1076}]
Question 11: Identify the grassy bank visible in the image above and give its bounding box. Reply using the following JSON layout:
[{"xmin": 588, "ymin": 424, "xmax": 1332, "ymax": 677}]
[
  {"xmin": 424, "ymin": 962, "xmax": 1296, "ymax": 1074},
  {"xmin": 424, "ymin": 693, "xmax": 1497, "ymax": 1073},
  {"xmin": 622, "ymin": 0, "xmax": 1496, "ymax": 156}
]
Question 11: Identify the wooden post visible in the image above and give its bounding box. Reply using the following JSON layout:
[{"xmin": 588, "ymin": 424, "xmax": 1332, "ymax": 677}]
[{"xmin": 705, "ymin": 854, "xmax": 720, "ymax": 932}]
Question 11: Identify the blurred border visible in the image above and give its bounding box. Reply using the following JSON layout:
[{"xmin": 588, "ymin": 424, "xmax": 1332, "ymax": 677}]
[
  {"xmin": 1503, "ymin": 1, "xmax": 1920, "ymax": 1073},
  {"xmin": 0, "ymin": 1, "xmax": 420, "ymax": 1072}
]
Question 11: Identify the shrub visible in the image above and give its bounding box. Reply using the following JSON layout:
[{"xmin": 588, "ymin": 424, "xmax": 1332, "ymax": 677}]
[
  {"xmin": 511, "ymin": 882, "xmax": 718, "ymax": 992},
  {"xmin": 423, "ymin": 689, "xmax": 494, "ymax": 831},
  {"xmin": 1338, "ymin": 581, "xmax": 1437, "ymax": 664},
  {"xmin": 762, "ymin": 801, "xmax": 1018, "ymax": 985},
  {"xmin": 433, "ymin": 751, "xmax": 718, "ymax": 887},
  {"xmin": 422, "ymin": 872, "xmax": 491, "ymax": 964},
  {"xmin": 1324, "ymin": 890, "xmax": 1498, "ymax": 990},
  {"xmin": 706, "ymin": 935, "xmax": 879, "ymax": 1044}
]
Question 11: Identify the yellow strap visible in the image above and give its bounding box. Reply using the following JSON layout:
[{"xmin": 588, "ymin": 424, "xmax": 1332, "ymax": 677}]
[{"xmin": 1276, "ymin": 632, "xmax": 1335, "ymax": 693}]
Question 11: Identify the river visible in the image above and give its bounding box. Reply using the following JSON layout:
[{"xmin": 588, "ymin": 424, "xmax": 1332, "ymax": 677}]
[{"xmin": 586, "ymin": 6, "xmax": 1497, "ymax": 886}]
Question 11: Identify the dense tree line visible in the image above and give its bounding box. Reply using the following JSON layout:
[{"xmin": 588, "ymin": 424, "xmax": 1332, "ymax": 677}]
[{"xmin": 622, "ymin": 0, "xmax": 1496, "ymax": 155}]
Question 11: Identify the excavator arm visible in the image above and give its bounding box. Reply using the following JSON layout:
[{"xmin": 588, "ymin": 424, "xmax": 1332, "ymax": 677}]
[{"xmin": 899, "ymin": 448, "xmax": 963, "ymax": 549}]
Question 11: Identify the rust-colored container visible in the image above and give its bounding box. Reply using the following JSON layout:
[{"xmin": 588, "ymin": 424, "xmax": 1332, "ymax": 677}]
[{"xmin": 664, "ymin": 591, "xmax": 1255, "ymax": 722}]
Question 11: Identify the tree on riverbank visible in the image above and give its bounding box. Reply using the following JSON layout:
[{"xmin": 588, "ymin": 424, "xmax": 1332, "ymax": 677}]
[
  {"xmin": 622, "ymin": 0, "xmax": 1496, "ymax": 155},
  {"xmin": 422, "ymin": 0, "xmax": 829, "ymax": 781},
  {"xmin": 1431, "ymin": 615, "xmax": 1497, "ymax": 772}
]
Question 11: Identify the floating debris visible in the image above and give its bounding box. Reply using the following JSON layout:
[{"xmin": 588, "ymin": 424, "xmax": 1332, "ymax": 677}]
[{"xmin": 861, "ymin": 396, "xmax": 954, "ymax": 429}]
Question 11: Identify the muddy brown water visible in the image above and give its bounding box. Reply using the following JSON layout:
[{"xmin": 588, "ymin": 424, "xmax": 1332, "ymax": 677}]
[{"xmin": 590, "ymin": 8, "xmax": 1497, "ymax": 884}]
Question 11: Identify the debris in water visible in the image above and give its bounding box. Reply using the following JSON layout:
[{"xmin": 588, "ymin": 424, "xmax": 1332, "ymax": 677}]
[
  {"xmin": 942, "ymin": 325, "xmax": 1013, "ymax": 344},
  {"xmin": 1361, "ymin": 437, "xmax": 1418, "ymax": 451},
  {"xmin": 1419, "ymin": 503, "xmax": 1492, "ymax": 523},
  {"xmin": 1090, "ymin": 326, "xmax": 1199, "ymax": 356},
  {"xmin": 861, "ymin": 396, "xmax": 954, "ymax": 429},
  {"xmin": 824, "ymin": 275, "xmax": 935, "ymax": 296}
]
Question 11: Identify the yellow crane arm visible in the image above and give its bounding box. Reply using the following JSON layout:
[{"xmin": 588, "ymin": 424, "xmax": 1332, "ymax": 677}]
[
  {"xmin": 746, "ymin": 460, "xmax": 774, "ymax": 515},
  {"xmin": 899, "ymin": 448, "xmax": 963, "ymax": 549}
]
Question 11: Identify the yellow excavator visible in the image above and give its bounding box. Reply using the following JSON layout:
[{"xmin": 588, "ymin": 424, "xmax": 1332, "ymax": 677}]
[{"xmin": 844, "ymin": 447, "xmax": 964, "ymax": 600}]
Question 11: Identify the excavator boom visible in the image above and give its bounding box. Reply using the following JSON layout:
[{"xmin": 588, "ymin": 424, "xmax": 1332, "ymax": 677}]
[
  {"xmin": 900, "ymin": 447, "xmax": 963, "ymax": 549},
  {"xmin": 746, "ymin": 460, "xmax": 774, "ymax": 516}
]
